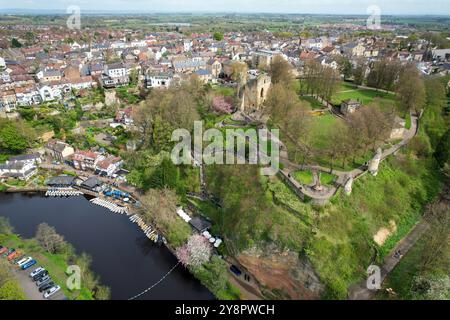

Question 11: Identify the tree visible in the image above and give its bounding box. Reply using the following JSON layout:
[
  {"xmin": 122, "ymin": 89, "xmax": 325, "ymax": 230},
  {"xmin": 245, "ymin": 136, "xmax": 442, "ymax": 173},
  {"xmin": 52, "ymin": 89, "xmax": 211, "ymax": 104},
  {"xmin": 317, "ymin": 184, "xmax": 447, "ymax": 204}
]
[
  {"xmin": 0, "ymin": 217, "xmax": 13, "ymax": 235},
  {"xmin": 94, "ymin": 285, "xmax": 111, "ymax": 300},
  {"xmin": 269, "ymin": 55, "xmax": 294, "ymax": 87},
  {"xmin": 11, "ymin": 38, "xmax": 22, "ymax": 48},
  {"xmin": 176, "ymin": 234, "xmax": 212, "ymax": 269},
  {"xmin": 229, "ymin": 61, "xmax": 248, "ymax": 95},
  {"xmin": 35, "ymin": 223, "xmax": 66, "ymax": 254},
  {"xmin": 336, "ymin": 56, "xmax": 353, "ymax": 80},
  {"xmin": 211, "ymin": 96, "xmax": 234, "ymax": 114},
  {"xmin": 366, "ymin": 59, "xmax": 401, "ymax": 91},
  {"xmin": 0, "ymin": 119, "xmax": 36, "ymax": 153},
  {"xmin": 213, "ymin": 32, "xmax": 224, "ymax": 41},
  {"xmin": 303, "ymin": 60, "xmax": 340, "ymax": 101},
  {"xmin": 434, "ymin": 129, "xmax": 450, "ymax": 168},
  {"xmin": 396, "ymin": 63, "xmax": 426, "ymax": 115},
  {"xmin": 140, "ymin": 188, "xmax": 191, "ymax": 247}
]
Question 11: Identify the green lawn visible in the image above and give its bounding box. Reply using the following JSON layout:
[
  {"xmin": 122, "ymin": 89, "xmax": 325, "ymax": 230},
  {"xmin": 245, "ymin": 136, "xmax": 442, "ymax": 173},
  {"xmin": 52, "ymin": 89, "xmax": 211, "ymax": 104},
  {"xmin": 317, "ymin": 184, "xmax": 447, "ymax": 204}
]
[
  {"xmin": 292, "ymin": 170, "xmax": 314, "ymax": 185},
  {"xmin": 319, "ymin": 172, "xmax": 336, "ymax": 186},
  {"xmin": 308, "ymin": 114, "xmax": 342, "ymax": 150},
  {"xmin": 332, "ymin": 83, "xmax": 395, "ymax": 106},
  {"xmin": 300, "ymin": 96, "xmax": 324, "ymax": 110}
]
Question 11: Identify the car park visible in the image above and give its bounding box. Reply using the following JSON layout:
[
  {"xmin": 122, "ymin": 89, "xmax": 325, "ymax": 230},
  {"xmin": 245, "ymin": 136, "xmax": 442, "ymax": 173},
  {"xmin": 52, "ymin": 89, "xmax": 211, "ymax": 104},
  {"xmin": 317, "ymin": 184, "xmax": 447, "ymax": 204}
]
[
  {"xmin": 21, "ymin": 259, "xmax": 37, "ymax": 270},
  {"xmin": 44, "ymin": 285, "xmax": 61, "ymax": 299}
]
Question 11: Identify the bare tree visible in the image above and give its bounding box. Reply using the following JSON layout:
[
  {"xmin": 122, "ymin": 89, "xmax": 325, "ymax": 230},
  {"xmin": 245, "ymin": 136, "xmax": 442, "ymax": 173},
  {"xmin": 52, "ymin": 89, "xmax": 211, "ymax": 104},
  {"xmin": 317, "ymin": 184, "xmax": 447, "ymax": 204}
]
[{"xmin": 35, "ymin": 223, "xmax": 66, "ymax": 254}]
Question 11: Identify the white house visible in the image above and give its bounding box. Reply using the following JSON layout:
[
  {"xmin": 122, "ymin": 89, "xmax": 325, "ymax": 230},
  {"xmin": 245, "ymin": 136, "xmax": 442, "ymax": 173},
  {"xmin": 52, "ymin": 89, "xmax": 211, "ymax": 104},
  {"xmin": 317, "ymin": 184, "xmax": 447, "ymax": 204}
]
[
  {"xmin": 145, "ymin": 72, "xmax": 173, "ymax": 89},
  {"xmin": 95, "ymin": 156, "xmax": 123, "ymax": 177},
  {"xmin": 0, "ymin": 153, "xmax": 40, "ymax": 181}
]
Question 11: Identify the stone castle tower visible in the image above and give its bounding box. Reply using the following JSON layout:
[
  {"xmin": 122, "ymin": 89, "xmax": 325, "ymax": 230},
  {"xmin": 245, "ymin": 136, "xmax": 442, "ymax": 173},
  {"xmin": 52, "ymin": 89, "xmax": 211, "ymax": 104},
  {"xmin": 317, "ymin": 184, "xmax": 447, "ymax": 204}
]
[{"xmin": 239, "ymin": 73, "xmax": 272, "ymax": 112}]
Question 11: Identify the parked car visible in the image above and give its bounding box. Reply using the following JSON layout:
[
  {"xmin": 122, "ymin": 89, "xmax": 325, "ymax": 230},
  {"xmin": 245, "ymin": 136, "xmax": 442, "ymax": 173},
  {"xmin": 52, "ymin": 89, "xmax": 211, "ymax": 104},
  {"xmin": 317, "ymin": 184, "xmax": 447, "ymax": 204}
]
[
  {"xmin": 21, "ymin": 259, "xmax": 37, "ymax": 270},
  {"xmin": 39, "ymin": 282, "xmax": 55, "ymax": 293},
  {"xmin": 0, "ymin": 247, "xmax": 8, "ymax": 255},
  {"xmin": 229, "ymin": 265, "xmax": 242, "ymax": 276},
  {"xmin": 30, "ymin": 267, "xmax": 46, "ymax": 278},
  {"xmin": 3, "ymin": 248, "xmax": 15, "ymax": 257},
  {"xmin": 37, "ymin": 277, "xmax": 52, "ymax": 289},
  {"xmin": 36, "ymin": 275, "xmax": 51, "ymax": 287},
  {"xmin": 33, "ymin": 270, "xmax": 49, "ymax": 282},
  {"xmin": 12, "ymin": 255, "xmax": 26, "ymax": 264},
  {"xmin": 44, "ymin": 285, "xmax": 61, "ymax": 299},
  {"xmin": 7, "ymin": 251, "xmax": 21, "ymax": 261},
  {"xmin": 17, "ymin": 257, "xmax": 32, "ymax": 267}
]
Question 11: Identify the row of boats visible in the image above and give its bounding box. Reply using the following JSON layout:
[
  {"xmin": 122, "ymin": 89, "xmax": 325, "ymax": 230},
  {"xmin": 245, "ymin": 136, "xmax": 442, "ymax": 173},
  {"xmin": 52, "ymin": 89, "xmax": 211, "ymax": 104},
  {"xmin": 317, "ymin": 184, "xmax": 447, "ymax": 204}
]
[
  {"xmin": 129, "ymin": 214, "xmax": 161, "ymax": 243},
  {"xmin": 45, "ymin": 188, "xmax": 84, "ymax": 197},
  {"xmin": 90, "ymin": 197, "xmax": 128, "ymax": 215}
]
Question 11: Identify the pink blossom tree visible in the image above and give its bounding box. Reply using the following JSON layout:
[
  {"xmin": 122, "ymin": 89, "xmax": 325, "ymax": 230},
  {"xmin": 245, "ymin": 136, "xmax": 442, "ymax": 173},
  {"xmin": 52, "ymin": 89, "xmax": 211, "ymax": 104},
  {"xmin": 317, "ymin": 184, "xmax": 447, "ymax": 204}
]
[
  {"xmin": 176, "ymin": 234, "xmax": 212, "ymax": 269},
  {"xmin": 211, "ymin": 96, "xmax": 234, "ymax": 114}
]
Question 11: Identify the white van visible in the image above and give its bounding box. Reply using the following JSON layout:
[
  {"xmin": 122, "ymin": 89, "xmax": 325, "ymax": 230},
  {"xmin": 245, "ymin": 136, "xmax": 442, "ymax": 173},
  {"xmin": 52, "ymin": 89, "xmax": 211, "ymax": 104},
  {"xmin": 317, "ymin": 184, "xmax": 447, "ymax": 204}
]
[{"xmin": 17, "ymin": 257, "xmax": 32, "ymax": 266}]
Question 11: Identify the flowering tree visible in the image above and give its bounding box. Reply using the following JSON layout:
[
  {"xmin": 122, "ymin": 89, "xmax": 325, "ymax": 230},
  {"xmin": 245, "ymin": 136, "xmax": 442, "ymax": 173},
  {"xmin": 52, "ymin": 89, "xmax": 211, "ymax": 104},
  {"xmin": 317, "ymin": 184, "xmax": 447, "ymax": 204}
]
[
  {"xmin": 176, "ymin": 234, "xmax": 212, "ymax": 269},
  {"xmin": 211, "ymin": 96, "xmax": 234, "ymax": 114}
]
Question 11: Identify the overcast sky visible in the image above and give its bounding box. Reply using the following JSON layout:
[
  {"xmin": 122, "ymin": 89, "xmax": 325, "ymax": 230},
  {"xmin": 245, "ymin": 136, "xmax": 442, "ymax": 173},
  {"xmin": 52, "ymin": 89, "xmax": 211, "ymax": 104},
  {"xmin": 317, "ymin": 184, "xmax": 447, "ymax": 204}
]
[{"xmin": 1, "ymin": 0, "xmax": 449, "ymax": 15}]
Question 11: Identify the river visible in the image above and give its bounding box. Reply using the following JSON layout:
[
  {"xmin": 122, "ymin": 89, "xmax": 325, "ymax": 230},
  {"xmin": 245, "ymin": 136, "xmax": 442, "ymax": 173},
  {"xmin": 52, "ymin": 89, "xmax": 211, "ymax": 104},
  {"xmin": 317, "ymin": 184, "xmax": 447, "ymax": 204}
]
[{"xmin": 0, "ymin": 192, "xmax": 214, "ymax": 300}]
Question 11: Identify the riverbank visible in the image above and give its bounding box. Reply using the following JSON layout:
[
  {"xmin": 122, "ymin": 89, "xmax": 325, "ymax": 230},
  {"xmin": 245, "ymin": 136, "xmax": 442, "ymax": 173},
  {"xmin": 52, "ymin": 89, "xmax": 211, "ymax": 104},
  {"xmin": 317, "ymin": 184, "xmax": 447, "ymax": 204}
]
[
  {"xmin": 0, "ymin": 193, "xmax": 214, "ymax": 300},
  {"xmin": 0, "ymin": 232, "xmax": 101, "ymax": 300}
]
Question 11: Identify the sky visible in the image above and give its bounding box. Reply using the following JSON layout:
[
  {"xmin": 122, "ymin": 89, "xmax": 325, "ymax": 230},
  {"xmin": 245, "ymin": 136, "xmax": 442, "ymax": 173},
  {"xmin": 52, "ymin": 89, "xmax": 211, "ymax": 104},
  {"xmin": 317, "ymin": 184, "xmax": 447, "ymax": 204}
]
[{"xmin": 0, "ymin": 0, "xmax": 450, "ymax": 15}]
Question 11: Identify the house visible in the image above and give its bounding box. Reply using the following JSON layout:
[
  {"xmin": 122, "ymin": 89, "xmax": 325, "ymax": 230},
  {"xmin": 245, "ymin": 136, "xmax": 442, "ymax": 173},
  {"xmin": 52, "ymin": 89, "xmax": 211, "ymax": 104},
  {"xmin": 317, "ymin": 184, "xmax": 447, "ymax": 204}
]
[
  {"xmin": 0, "ymin": 161, "xmax": 37, "ymax": 181},
  {"xmin": 145, "ymin": 72, "xmax": 173, "ymax": 89},
  {"xmin": 195, "ymin": 69, "xmax": 213, "ymax": 83},
  {"xmin": 189, "ymin": 216, "xmax": 212, "ymax": 233},
  {"xmin": 173, "ymin": 58, "xmax": 207, "ymax": 73},
  {"xmin": 72, "ymin": 150, "xmax": 103, "ymax": 171},
  {"xmin": 115, "ymin": 107, "xmax": 134, "ymax": 126},
  {"xmin": 95, "ymin": 156, "xmax": 123, "ymax": 177},
  {"xmin": 37, "ymin": 69, "xmax": 63, "ymax": 83},
  {"xmin": 8, "ymin": 153, "xmax": 42, "ymax": 166},
  {"xmin": 320, "ymin": 57, "xmax": 339, "ymax": 70},
  {"xmin": 45, "ymin": 140, "xmax": 75, "ymax": 161},
  {"xmin": 340, "ymin": 99, "xmax": 362, "ymax": 115},
  {"xmin": 102, "ymin": 62, "xmax": 129, "ymax": 87},
  {"xmin": 251, "ymin": 50, "xmax": 284, "ymax": 69},
  {"xmin": 0, "ymin": 90, "xmax": 17, "ymax": 112},
  {"xmin": 46, "ymin": 175, "xmax": 76, "ymax": 188},
  {"xmin": 206, "ymin": 58, "xmax": 222, "ymax": 78},
  {"xmin": 80, "ymin": 176, "xmax": 104, "ymax": 192}
]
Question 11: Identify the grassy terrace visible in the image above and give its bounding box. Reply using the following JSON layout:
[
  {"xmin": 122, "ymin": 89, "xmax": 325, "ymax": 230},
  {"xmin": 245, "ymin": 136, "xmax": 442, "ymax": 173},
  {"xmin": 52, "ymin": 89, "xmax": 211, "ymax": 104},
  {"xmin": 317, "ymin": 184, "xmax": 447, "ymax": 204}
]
[
  {"xmin": 331, "ymin": 82, "xmax": 396, "ymax": 106},
  {"xmin": 292, "ymin": 170, "xmax": 314, "ymax": 185}
]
